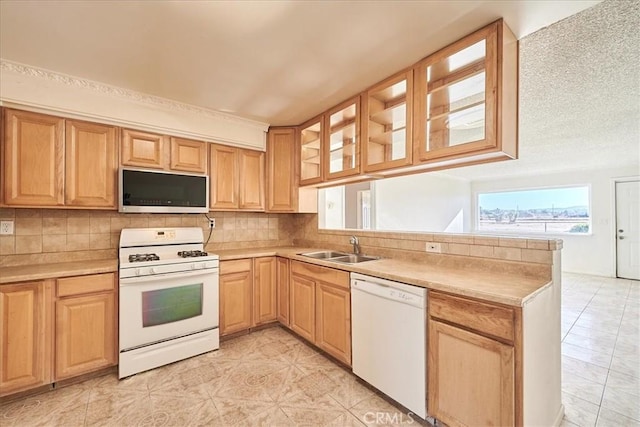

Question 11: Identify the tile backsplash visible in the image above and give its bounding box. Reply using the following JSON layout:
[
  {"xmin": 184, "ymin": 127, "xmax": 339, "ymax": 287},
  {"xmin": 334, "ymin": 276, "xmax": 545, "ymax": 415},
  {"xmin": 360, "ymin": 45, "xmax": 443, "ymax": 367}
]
[{"xmin": 0, "ymin": 208, "xmax": 294, "ymax": 267}]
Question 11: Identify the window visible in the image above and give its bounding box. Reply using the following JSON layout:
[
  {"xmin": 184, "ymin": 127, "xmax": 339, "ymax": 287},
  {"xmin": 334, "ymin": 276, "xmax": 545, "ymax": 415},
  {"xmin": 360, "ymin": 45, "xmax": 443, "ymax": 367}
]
[{"xmin": 477, "ymin": 186, "xmax": 590, "ymax": 234}]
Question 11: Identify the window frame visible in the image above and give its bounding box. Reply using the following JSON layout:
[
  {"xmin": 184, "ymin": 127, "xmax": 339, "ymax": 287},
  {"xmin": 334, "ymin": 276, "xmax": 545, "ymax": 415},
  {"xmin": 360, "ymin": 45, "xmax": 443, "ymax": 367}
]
[{"xmin": 472, "ymin": 184, "xmax": 593, "ymax": 237}]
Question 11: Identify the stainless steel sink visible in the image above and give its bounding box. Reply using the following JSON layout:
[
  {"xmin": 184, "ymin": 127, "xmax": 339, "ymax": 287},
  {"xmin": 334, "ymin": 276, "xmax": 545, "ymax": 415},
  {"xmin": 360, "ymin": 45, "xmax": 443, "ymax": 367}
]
[
  {"xmin": 324, "ymin": 254, "xmax": 381, "ymax": 264},
  {"xmin": 299, "ymin": 251, "xmax": 381, "ymax": 264},
  {"xmin": 300, "ymin": 250, "xmax": 349, "ymax": 259}
]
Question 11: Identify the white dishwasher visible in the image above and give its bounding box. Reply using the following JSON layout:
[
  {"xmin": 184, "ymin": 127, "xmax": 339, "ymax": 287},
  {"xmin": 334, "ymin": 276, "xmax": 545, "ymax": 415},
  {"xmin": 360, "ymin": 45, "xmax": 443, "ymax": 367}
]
[{"xmin": 351, "ymin": 272, "xmax": 427, "ymax": 419}]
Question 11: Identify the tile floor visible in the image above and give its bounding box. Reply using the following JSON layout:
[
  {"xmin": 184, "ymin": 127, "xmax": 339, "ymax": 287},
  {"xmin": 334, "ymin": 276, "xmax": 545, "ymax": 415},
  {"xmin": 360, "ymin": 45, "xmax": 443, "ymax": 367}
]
[
  {"xmin": 1, "ymin": 272, "xmax": 638, "ymax": 427},
  {"xmin": 560, "ymin": 273, "xmax": 639, "ymax": 427}
]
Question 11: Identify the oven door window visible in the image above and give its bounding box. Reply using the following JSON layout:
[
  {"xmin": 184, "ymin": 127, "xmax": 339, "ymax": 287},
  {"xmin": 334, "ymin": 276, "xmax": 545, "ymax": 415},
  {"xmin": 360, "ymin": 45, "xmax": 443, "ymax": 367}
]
[{"xmin": 142, "ymin": 283, "xmax": 203, "ymax": 327}]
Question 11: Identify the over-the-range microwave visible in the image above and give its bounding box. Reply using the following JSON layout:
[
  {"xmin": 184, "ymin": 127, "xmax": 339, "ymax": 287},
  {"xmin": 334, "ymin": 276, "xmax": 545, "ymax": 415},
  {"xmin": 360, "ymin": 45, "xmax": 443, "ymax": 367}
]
[{"xmin": 118, "ymin": 168, "xmax": 209, "ymax": 214}]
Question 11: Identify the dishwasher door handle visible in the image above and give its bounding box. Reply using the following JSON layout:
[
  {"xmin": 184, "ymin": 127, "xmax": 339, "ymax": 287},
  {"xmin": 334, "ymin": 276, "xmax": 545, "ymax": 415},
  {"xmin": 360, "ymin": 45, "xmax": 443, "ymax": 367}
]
[{"xmin": 351, "ymin": 280, "xmax": 424, "ymax": 308}]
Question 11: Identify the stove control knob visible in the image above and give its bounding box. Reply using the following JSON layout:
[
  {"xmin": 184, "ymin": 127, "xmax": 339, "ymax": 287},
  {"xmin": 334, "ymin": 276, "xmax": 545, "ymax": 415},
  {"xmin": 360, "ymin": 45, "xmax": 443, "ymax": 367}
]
[
  {"xmin": 191, "ymin": 263, "xmax": 196, "ymax": 270},
  {"xmin": 200, "ymin": 263, "xmax": 207, "ymax": 269},
  {"xmin": 149, "ymin": 268, "xmax": 156, "ymax": 274},
  {"xmin": 135, "ymin": 268, "xmax": 141, "ymax": 276}
]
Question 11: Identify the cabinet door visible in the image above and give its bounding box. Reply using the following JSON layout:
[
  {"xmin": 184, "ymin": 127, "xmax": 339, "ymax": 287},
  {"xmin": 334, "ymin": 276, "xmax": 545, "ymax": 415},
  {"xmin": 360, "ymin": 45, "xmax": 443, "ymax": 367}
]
[
  {"xmin": 413, "ymin": 21, "xmax": 517, "ymax": 165},
  {"xmin": 238, "ymin": 149, "xmax": 265, "ymax": 211},
  {"xmin": 315, "ymin": 282, "xmax": 351, "ymax": 365},
  {"xmin": 219, "ymin": 262, "xmax": 253, "ymax": 336},
  {"xmin": 276, "ymin": 257, "xmax": 290, "ymax": 326},
  {"xmin": 298, "ymin": 116, "xmax": 323, "ymax": 186},
  {"xmin": 289, "ymin": 274, "xmax": 315, "ymax": 342},
  {"xmin": 428, "ymin": 320, "xmax": 514, "ymax": 427},
  {"xmin": 3, "ymin": 109, "xmax": 64, "ymax": 206},
  {"xmin": 362, "ymin": 70, "xmax": 413, "ymax": 172},
  {"xmin": 210, "ymin": 144, "xmax": 238, "ymax": 209},
  {"xmin": 55, "ymin": 292, "xmax": 116, "ymax": 380},
  {"xmin": 65, "ymin": 120, "xmax": 118, "ymax": 208},
  {"xmin": 170, "ymin": 137, "xmax": 207, "ymax": 174},
  {"xmin": 267, "ymin": 128, "xmax": 296, "ymax": 212},
  {"xmin": 324, "ymin": 97, "xmax": 360, "ymax": 181},
  {"xmin": 253, "ymin": 257, "xmax": 277, "ymax": 325},
  {"xmin": 0, "ymin": 282, "xmax": 52, "ymax": 397},
  {"xmin": 121, "ymin": 128, "xmax": 165, "ymax": 169}
]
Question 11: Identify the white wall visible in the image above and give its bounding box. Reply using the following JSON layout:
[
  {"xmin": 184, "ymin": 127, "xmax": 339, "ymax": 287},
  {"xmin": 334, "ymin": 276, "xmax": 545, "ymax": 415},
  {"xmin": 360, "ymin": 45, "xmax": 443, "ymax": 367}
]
[
  {"xmin": 374, "ymin": 172, "xmax": 471, "ymax": 233},
  {"xmin": 471, "ymin": 167, "xmax": 639, "ymax": 277}
]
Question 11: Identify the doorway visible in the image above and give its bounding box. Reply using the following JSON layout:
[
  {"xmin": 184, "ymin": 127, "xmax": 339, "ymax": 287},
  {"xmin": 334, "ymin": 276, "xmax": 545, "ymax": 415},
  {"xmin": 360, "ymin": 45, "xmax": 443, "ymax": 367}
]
[{"xmin": 616, "ymin": 180, "xmax": 640, "ymax": 280}]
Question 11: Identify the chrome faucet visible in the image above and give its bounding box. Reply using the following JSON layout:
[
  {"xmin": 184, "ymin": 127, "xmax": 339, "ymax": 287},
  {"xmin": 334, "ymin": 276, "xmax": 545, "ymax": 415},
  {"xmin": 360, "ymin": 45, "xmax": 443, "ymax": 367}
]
[{"xmin": 349, "ymin": 235, "xmax": 360, "ymax": 255}]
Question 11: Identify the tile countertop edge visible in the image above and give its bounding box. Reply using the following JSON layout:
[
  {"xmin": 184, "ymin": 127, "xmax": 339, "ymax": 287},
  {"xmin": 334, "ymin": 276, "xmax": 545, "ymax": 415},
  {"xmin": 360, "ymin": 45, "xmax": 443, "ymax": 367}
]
[
  {"xmin": 0, "ymin": 259, "xmax": 119, "ymax": 284},
  {"xmin": 214, "ymin": 246, "xmax": 553, "ymax": 307}
]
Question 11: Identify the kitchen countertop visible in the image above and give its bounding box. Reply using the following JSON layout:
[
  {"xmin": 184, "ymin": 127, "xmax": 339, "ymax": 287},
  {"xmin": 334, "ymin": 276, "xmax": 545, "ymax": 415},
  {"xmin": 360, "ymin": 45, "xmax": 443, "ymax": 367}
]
[
  {"xmin": 0, "ymin": 246, "xmax": 553, "ymax": 306},
  {"xmin": 214, "ymin": 246, "xmax": 553, "ymax": 307},
  {"xmin": 0, "ymin": 259, "xmax": 118, "ymax": 284}
]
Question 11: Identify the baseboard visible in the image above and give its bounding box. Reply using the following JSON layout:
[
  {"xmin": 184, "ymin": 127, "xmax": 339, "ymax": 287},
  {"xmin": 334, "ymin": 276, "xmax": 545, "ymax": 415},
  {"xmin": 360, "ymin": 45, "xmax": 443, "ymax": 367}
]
[{"xmin": 553, "ymin": 404, "xmax": 565, "ymax": 426}]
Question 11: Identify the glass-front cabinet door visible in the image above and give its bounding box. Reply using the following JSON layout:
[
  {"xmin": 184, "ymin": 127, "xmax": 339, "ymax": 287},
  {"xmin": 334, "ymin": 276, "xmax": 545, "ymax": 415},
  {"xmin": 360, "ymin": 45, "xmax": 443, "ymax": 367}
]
[
  {"xmin": 414, "ymin": 21, "xmax": 515, "ymax": 163},
  {"xmin": 362, "ymin": 70, "xmax": 413, "ymax": 172},
  {"xmin": 298, "ymin": 116, "xmax": 323, "ymax": 186},
  {"xmin": 324, "ymin": 97, "xmax": 360, "ymax": 181}
]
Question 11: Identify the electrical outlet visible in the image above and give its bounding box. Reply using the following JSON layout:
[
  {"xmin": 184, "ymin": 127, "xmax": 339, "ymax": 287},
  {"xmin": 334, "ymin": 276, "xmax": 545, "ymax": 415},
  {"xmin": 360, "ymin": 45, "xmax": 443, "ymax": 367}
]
[
  {"xmin": 208, "ymin": 218, "xmax": 216, "ymax": 229},
  {"xmin": 425, "ymin": 242, "xmax": 441, "ymax": 253},
  {"xmin": 0, "ymin": 220, "xmax": 14, "ymax": 235}
]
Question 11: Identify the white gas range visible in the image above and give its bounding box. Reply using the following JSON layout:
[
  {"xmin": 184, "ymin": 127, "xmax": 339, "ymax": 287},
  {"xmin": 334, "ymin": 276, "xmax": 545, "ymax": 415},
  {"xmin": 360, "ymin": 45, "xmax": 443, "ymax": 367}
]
[{"xmin": 118, "ymin": 227, "xmax": 219, "ymax": 379}]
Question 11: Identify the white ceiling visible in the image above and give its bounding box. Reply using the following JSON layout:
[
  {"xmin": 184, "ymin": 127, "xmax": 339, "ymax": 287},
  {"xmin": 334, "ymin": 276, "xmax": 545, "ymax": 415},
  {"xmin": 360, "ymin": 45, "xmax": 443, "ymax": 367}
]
[
  {"xmin": 1, "ymin": 0, "xmax": 637, "ymax": 182},
  {"xmin": 1, "ymin": 0, "xmax": 599, "ymax": 126}
]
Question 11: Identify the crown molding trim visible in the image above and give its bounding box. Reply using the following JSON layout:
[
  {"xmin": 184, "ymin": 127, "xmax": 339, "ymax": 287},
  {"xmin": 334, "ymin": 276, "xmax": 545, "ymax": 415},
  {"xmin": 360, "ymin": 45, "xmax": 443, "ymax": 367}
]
[{"xmin": 0, "ymin": 59, "xmax": 270, "ymax": 132}]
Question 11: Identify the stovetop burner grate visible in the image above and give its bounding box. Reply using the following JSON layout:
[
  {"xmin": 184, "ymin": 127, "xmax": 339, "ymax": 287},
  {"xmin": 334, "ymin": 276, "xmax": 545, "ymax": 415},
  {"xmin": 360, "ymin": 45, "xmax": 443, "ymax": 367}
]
[
  {"xmin": 177, "ymin": 250, "xmax": 209, "ymax": 258},
  {"xmin": 128, "ymin": 253, "xmax": 160, "ymax": 262}
]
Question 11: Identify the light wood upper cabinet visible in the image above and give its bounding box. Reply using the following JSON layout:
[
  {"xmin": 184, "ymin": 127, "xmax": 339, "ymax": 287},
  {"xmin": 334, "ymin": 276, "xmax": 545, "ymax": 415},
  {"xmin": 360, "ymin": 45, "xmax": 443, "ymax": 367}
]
[
  {"xmin": 210, "ymin": 144, "xmax": 265, "ymax": 211},
  {"xmin": 362, "ymin": 70, "xmax": 413, "ymax": 172},
  {"xmin": 210, "ymin": 144, "xmax": 239, "ymax": 209},
  {"xmin": 298, "ymin": 116, "xmax": 323, "ymax": 186},
  {"xmin": 413, "ymin": 20, "xmax": 517, "ymax": 165},
  {"xmin": 170, "ymin": 137, "xmax": 208, "ymax": 174},
  {"xmin": 428, "ymin": 291, "xmax": 517, "ymax": 426},
  {"xmin": 121, "ymin": 128, "xmax": 165, "ymax": 169},
  {"xmin": 324, "ymin": 97, "xmax": 361, "ymax": 181},
  {"xmin": 266, "ymin": 128, "xmax": 318, "ymax": 213},
  {"xmin": 3, "ymin": 109, "xmax": 64, "ymax": 206},
  {"xmin": 276, "ymin": 257, "xmax": 290, "ymax": 326},
  {"xmin": 219, "ymin": 259, "xmax": 253, "ymax": 336},
  {"xmin": 267, "ymin": 128, "xmax": 296, "ymax": 212},
  {"xmin": 65, "ymin": 120, "xmax": 118, "ymax": 208},
  {"xmin": 238, "ymin": 149, "xmax": 265, "ymax": 210},
  {"xmin": 0, "ymin": 281, "xmax": 53, "ymax": 397},
  {"xmin": 253, "ymin": 257, "xmax": 277, "ymax": 325}
]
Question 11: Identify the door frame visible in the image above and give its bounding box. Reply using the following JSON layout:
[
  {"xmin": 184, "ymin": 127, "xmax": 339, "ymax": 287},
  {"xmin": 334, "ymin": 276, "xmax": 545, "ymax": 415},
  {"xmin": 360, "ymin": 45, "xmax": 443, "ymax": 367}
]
[{"xmin": 611, "ymin": 176, "xmax": 640, "ymax": 278}]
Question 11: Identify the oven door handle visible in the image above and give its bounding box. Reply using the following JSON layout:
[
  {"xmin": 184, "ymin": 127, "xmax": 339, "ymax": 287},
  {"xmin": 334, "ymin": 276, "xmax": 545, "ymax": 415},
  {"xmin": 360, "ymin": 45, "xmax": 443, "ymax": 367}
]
[{"xmin": 120, "ymin": 268, "xmax": 218, "ymax": 285}]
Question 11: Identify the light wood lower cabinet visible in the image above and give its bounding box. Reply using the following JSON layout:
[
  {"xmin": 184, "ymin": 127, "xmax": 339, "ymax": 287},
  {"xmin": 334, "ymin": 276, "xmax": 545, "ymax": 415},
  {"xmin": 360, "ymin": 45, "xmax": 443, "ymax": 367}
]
[
  {"xmin": 428, "ymin": 290, "xmax": 517, "ymax": 427},
  {"xmin": 276, "ymin": 257, "xmax": 290, "ymax": 326},
  {"xmin": 0, "ymin": 281, "xmax": 53, "ymax": 397},
  {"xmin": 315, "ymin": 281, "xmax": 351, "ymax": 364},
  {"xmin": 55, "ymin": 273, "xmax": 117, "ymax": 380},
  {"xmin": 289, "ymin": 261, "xmax": 351, "ymax": 365},
  {"xmin": 253, "ymin": 257, "xmax": 277, "ymax": 325},
  {"xmin": 220, "ymin": 256, "xmax": 280, "ymax": 336},
  {"xmin": 289, "ymin": 274, "xmax": 316, "ymax": 342},
  {"xmin": 1, "ymin": 273, "xmax": 117, "ymax": 397},
  {"xmin": 219, "ymin": 259, "xmax": 253, "ymax": 336}
]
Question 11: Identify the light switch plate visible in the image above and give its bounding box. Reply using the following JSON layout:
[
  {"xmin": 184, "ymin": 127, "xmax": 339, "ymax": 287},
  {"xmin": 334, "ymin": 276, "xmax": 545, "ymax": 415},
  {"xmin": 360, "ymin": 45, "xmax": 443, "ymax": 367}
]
[{"xmin": 0, "ymin": 220, "xmax": 15, "ymax": 235}]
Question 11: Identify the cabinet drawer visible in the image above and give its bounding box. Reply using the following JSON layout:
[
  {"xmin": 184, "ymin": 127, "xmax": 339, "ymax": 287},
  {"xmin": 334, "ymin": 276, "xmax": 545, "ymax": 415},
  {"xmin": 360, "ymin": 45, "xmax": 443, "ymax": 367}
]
[
  {"xmin": 220, "ymin": 259, "xmax": 252, "ymax": 275},
  {"xmin": 291, "ymin": 261, "xmax": 349, "ymax": 289},
  {"xmin": 57, "ymin": 273, "xmax": 115, "ymax": 297},
  {"xmin": 428, "ymin": 291, "xmax": 514, "ymax": 342}
]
